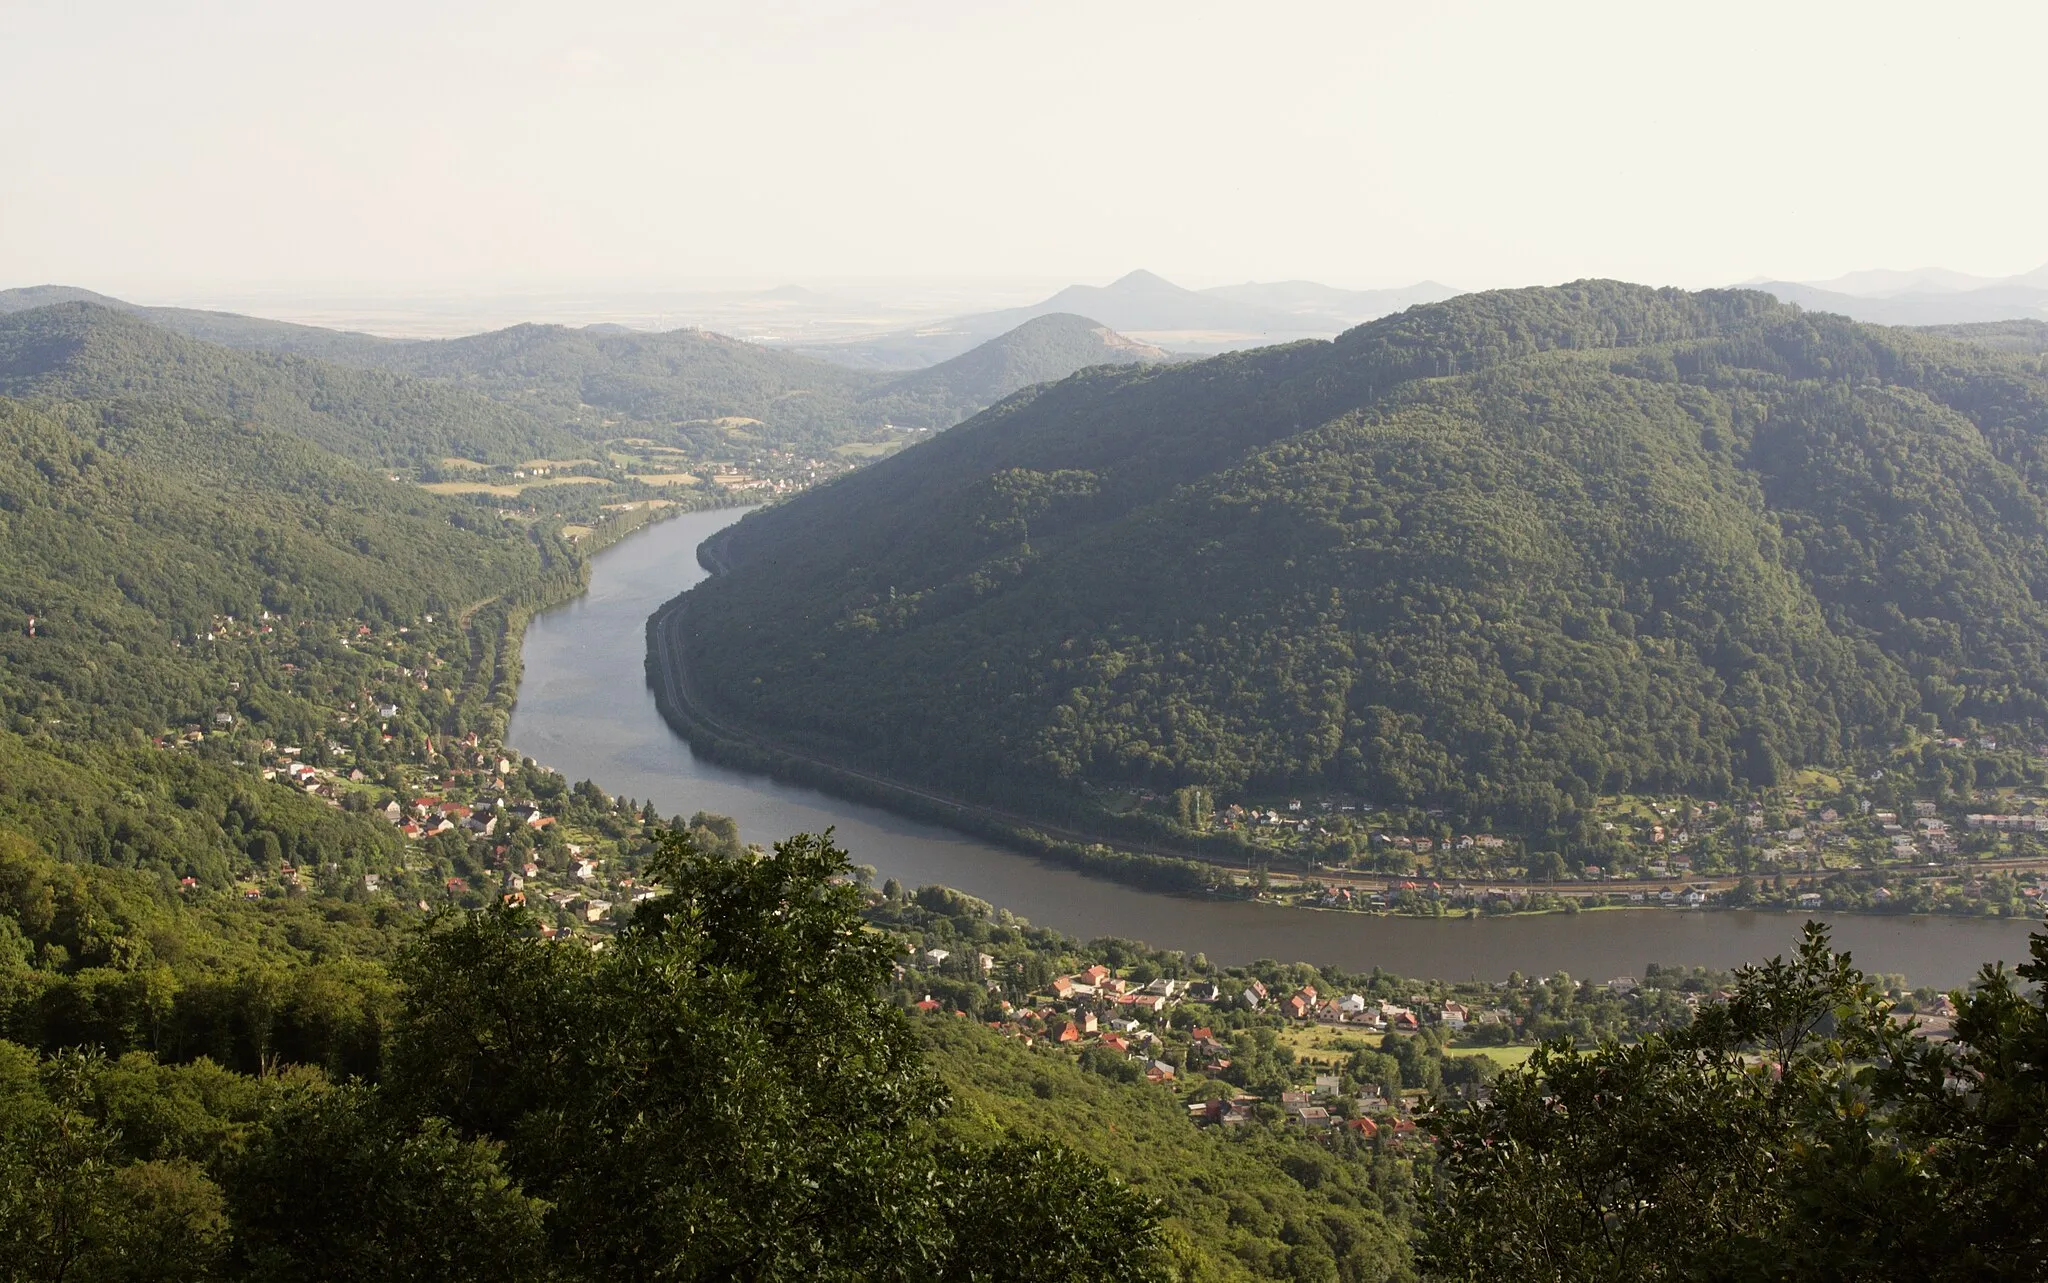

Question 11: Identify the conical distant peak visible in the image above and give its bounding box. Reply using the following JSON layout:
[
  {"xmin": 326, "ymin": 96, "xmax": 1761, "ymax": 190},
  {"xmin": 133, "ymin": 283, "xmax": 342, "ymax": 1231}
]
[{"xmin": 1105, "ymin": 269, "xmax": 1182, "ymax": 292}]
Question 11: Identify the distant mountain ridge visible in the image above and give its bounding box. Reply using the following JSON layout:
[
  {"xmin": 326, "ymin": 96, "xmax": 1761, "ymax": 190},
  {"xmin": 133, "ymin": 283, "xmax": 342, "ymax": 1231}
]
[
  {"xmin": 0, "ymin": 303, "xmax": 575, "ymax": 467},
  {"xmin": 0, "ymin": 287, "xmax": 1175, "ymax": 463},
  {"xmin": 784, "ymin": 270, "xmax": 1462, "ymax": 369},
  {"xmin": 1751, "ymin": 261, "xmax": 2048, "ymax": 326},
  {"xmin": 866, "ymin": 314, "xmax": 1173, "ymax": 423},
  {"xmin": 0, "ymin": 283, "xmax": 397, "ymax": 361}
]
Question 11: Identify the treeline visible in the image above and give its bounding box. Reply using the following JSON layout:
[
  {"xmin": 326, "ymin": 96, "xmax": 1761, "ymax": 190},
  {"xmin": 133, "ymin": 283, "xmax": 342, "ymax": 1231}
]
[
  {"xmin": 679, "ymin": 283, "xmax": 2048, "ymax": 837},
  {"xmin": 0, "ymin": 832, "xmax": 402, "ymax": 1076},
  {"xmin": 1423, "ymin": 923, "xmax": 2048, "ymax": 1282},
  {"xmin": 2, "ymin": 832, "xmax": 1165, "ymax": 1282},
  {"xmin": 645, "ymin": 596, "xmax": 1228, "ymax": 897},
  {"xmin": 0, "ymin": 304, "xmax": 579, "ymax": 467}
]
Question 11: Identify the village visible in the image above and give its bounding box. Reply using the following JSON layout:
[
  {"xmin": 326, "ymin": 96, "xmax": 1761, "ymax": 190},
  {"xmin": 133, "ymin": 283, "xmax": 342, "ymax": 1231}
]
[
  {"xmin": 140, "ymin": 603, "xmax": 683, "ymax": 931},
  {"xmin": 878, "ymin": 886, "xmax": 1971, "ymax": 1153},
  {"xmin": 1098, "ymin": 729, "xmax": 2048, "ymax": 920}
]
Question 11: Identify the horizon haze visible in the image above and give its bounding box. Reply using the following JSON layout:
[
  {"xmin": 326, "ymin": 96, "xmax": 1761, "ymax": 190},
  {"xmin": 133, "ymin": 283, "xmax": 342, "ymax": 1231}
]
[{"xmin": 4, "ymin": 0, "xmax": 2046, "ymax": 301}]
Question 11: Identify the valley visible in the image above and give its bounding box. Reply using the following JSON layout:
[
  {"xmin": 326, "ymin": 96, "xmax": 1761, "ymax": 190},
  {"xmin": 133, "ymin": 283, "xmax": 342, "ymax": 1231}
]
[{"xmin": 5, "ymin": 273, "xmax": 2048, "ymax": 1283}]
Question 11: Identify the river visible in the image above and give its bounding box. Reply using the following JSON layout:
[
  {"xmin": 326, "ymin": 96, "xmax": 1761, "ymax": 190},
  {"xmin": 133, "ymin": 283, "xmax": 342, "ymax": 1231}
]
[{"xmin": 508, "ymin": 507, "xmax": 2044, "ymax": 987}]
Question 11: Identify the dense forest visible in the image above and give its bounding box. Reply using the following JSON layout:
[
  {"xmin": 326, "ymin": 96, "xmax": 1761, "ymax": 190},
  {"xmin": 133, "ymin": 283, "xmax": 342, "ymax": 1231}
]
[
  {"xmin": 0, "ymin": 832, "xmax": 1166, "ymax": 1281},
  {"xmin": 679, "ymin": 282, "xmax": 2048, "ymax": 833},
  {"xmin": 298, "ymin": 307, "xmax": 1173, "ymax": 453},
  {"xmin": 1424, "ymin": 923, "xmax": 2048, "ymax": 1281},
  {"xmin": 0, "ymin": 305, "xmax": 579, "ymax": 468},
  {"xmin": 0, "ymin": 293, "xmax": 1171, "ymax": 467},
  {"xmin": 0, "ymin": 395, "xmax": 567, "ymax": 738}
]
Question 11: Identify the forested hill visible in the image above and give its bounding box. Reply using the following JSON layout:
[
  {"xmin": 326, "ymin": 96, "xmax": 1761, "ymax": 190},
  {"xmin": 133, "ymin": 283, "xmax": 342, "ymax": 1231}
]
[
  {"xmin": 1919, "ymin": 318, "xmax": 2048, "ymax": 356},
  {"xmin": 856, "ymin": 312, "xmax": 1174, "ymax": 427},
  {"xmin": 346, "ymin": 319, "xmax": 884, "ymax": 448},
  {"xmin": 0, "ymin": 303, "xmax": 574, "ymax": 467},
  {"xmin": 0, "ymin": 395, "xmax": 563, "ymax": 739},
  {"xmin": 680, "ymin": 281, "xmax": 2048, "ymax": 832},
  {"xmin": 0, "ymin": 290, "xmax": 1176, "ymax": 462},
  {"xmin": 0, "ymin": 283, "xmax": 397, "ymax": 362},
  {"xmin": 197, "ymin": 308, "xmax": 1173, "ymax": 446}
]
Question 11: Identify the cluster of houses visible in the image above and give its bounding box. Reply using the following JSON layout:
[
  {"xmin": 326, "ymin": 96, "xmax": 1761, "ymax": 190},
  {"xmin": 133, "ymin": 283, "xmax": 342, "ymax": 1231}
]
[
  {"xmin": 904, "ymin": 955, "xmax": 1483, "ymax": 1143},
  {"xmin": 257, "ymin": 749, "xmax": 369, "ymax": 802},
  {"xmin": 1964, "ymin": 813, "xmax": 2048, "ymax": 833},
  {"xmin": 1198, "ymin": 1079, "xmax": 1425, "ymax": 1143},
  {"xmin": 1238, "ymin": 979, "xmax": 1499, "ymax": 1034},
  {"xmin": 1215, "ymin": 799, "xmax": 1515, "ymax": 859},
  {"xmin": 381, "ymin": 794, "xmax": 555, "ymax": 841},
  {"xmin": 908, "ymin": 961, "xmax": 1216, "ymax": 1085}
]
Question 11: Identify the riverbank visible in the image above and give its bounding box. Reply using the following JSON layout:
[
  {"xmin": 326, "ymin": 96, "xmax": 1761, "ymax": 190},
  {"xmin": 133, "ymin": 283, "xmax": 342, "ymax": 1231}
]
[
  {"xmin": 506, "ymin": 508, "xmax": 2044, "ymax": 984},
  {"xmin": 643, "ymin": 548, "xmax": 2047, "ymax": 929}
]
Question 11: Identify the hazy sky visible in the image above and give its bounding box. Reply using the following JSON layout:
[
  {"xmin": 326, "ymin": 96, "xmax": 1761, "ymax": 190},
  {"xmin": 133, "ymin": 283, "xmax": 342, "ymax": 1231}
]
[{"xmin": 4, "ymin": 0, "xmax": 2044, "ymax": 297}]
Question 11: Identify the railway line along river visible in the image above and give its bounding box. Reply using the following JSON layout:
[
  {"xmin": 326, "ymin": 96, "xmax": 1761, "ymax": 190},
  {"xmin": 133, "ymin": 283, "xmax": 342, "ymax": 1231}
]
[{"xmin": 509, "ymin": 506, "xmax": 2043, "ymax": 987}]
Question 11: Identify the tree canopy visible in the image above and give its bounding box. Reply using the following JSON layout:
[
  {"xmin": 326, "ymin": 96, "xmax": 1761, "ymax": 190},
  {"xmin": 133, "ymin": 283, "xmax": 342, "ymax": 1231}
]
[
  {"xmin": 1, "ymin": 830, "xmax": 1165, "ymax": 1282},
  {"xmin": 679, "ymin": 283, "xmax": 2048, "ymax": 831},
  {"xmin": 1423, "ymin": 922, "xmax": 2048, "ymax": 1282}
]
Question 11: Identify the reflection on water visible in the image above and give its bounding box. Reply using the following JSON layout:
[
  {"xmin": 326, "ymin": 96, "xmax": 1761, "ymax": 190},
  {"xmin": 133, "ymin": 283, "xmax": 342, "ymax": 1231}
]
[{"xmin": 508, "ymin": 508, "xmax": 2043, "ymax": 987}]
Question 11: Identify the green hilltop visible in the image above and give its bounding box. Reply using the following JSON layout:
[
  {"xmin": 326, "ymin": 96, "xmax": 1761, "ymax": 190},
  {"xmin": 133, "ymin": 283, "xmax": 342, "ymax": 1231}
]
[
  {"xmin": 0, "ymin": 303, "xmax": 578, "ymax": 467},
  {"xmin": 0, "ymin": 289, "xmax": 1175, "ymax": 467},
  {"xmin": 680, "ymin": 281, "xmax": 2048, "ymax": 832},
  {"xmin": 252, "ymin": 305, "xmax": 1174, "ymax": 451}
]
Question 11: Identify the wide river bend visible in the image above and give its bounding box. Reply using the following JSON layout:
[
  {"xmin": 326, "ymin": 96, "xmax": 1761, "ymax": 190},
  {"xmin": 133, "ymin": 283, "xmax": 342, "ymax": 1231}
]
[{"xmin": 508, "ymin": 508, "xmax": 2042, "ymax": 987}]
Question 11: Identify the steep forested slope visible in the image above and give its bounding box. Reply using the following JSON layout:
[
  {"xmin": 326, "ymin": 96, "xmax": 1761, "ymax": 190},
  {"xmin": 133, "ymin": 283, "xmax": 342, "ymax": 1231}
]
[
  {"xmin": 349, "ymin": 320, "xmax": 888, "ymax": 449},
  {"xmin": 0, "ymin": 303, "xmax": 575, "ymax": 467},
  {"xmin": 0, "ymin": 396, "xmax": 566, "ymax": 737},
  {"xmin": 680, "ymin": 282, "xmax": 2048, "ymax": 829}
]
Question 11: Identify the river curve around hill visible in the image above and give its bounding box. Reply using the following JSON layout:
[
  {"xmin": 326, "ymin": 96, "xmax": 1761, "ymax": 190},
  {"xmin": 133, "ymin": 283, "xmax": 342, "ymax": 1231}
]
[{"xmin": 507, "ymin": 506, "xmax": 2043, "ymax": 987}]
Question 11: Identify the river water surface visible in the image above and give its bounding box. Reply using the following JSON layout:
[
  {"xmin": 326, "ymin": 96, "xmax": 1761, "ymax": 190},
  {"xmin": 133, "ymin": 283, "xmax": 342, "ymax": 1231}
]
[{"xmin": 508, "ymin": 507, "xmax": 2043, "ymax": 987}]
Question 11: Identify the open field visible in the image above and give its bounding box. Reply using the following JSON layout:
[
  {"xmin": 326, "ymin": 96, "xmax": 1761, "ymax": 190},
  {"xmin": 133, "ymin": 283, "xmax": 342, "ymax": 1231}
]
[
  {"xmin": 422, "ymin": 476, "xmax": 608, "ymax": 498},
  {"xmin": 632, "ymin": 472, "xmax": 700, "ymax": 486},
  {"xmin": 1275, "ymin": 1024, "xmax": 1382, "ymax": 1067},
  {"xmin": 422, "ymin": 481, "xmax": 525, "ymax": 497},
  {"xmin": 1446, "ymin": 1043, "xmax": 1537, "ymax": 1068},
  {"xmin": 521, "ymin": 458, "xmax": 601, "ymax": 470},
  {"xmin": 1276, "ymin": 1024, "xmax": 1537, "ymax": 1071},
  {"xmin": 833, "ymin": 440, "xmax": 903, "ymax": 459}
]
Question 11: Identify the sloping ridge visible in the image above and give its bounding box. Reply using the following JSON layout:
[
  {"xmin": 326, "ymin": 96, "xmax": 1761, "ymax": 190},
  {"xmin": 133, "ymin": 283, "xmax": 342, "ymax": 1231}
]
[
  {"xmin": 0, "ymin": 302, "xmax": 576, "ymax": 466},
  {"xmin": 676, "ymin": 280, "xmax": 2048, "ymax": 831},
  {"xmin": 861, "ymin": 313, "xmax": 1171, "ymax": 421}
]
